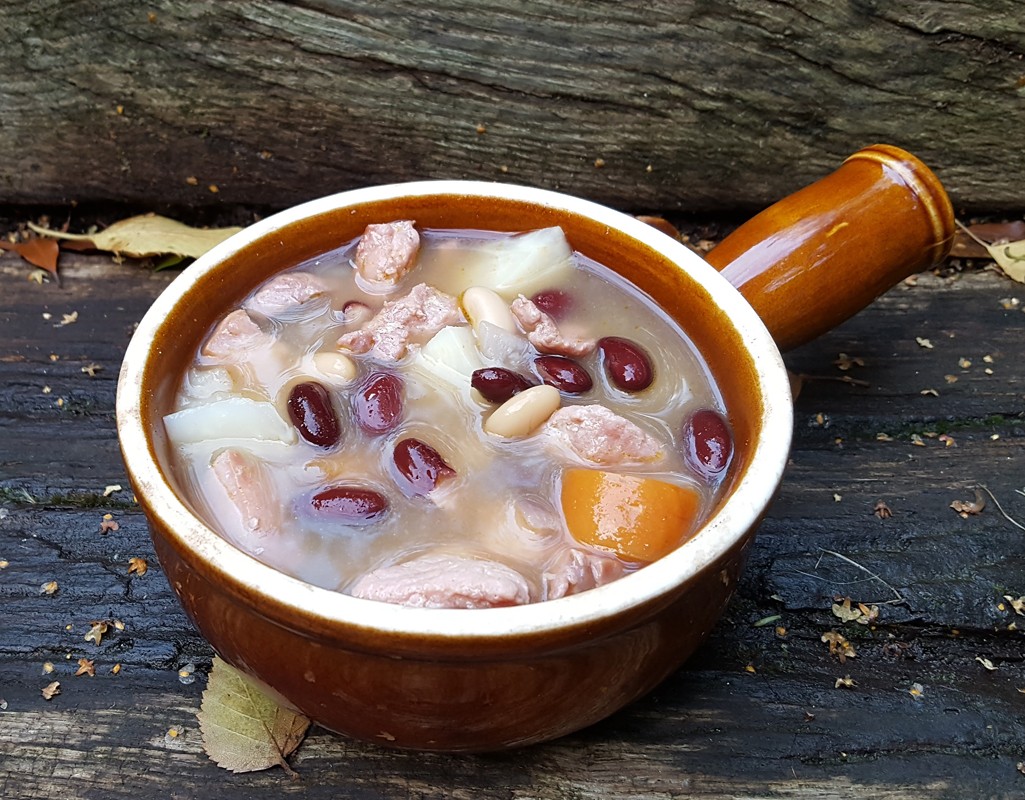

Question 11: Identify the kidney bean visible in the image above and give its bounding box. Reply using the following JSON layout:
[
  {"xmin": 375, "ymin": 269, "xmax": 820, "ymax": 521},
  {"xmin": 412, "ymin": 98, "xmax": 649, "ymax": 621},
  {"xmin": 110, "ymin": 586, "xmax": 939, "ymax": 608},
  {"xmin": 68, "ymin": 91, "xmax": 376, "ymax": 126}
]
[
  {"xmin": 598, "ymin": 336, "xmax": 654, "ymax": 392},
  {"xmin": 484, "ymin": 384, "xmax": 561, "ymax": 438},
  {"xmin": 354, "ymin": 372, "xmax": 403, "ymax": 434},
  {"xmin": 311, "ymin": 485, "xmax": 388, "ymax": 523},
  {"xmin": 471, "ymin": 367, "xmax": 535, "ymax": 404},
  {"xmin": 531, "ymin": 289, "xmax": 571, "ymax": 320},
  {"xmin": 534, "ymin": 355, "xmax": 592, "ymax": 394},
  {"xmin": 681, "ymin": 408, "xmax": 734, "ymax": 478},
  {"xmin": 393, "ymin": 438, "xmax": 456, "ymax": 497},
  {"xmin": 287, "ymin": 381, "xmax": 341, "ymax": 448}
]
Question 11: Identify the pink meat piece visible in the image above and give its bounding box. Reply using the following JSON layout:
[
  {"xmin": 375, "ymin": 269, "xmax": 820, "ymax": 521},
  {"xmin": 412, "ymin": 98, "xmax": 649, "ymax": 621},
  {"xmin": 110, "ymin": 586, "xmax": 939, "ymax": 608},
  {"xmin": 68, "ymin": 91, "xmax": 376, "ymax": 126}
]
[
  {"xmin": 350, "ymin": 553, "xmax": 532, "ymax": 609},
  {"xmin": 245, "ymin": 272, "xmax": 327, "ymax": 316},
  {"xmin": 543, "ymin": 548, "xmax": 626, "ymax": 600},
  {"xmin": 201, "ymin": 309, "xmax": 271, "ymax": 362},
  {"xmin": 543, "ymin": 404, "xmax": 664, "ymax": 465},
  {"xmin": 510, "ymin": 295, "xmax": 595, "ymax": 358},
  {"xmin": 353, "ymin": 221, "xmax": 421, "ymax": 288},
  {"xmin": 210, "ymin": 448, "xmax": 280, "ymax": 538},
  {"xmin": 337, "ymin": 282, "xmax": 463, "ymax": 360}
]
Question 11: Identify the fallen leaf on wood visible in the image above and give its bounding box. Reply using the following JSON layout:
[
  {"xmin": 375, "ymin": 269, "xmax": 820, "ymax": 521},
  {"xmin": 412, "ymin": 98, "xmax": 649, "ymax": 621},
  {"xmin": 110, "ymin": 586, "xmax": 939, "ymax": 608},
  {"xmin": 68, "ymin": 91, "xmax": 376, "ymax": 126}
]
[
  {"xmin": 821, "ymin": 631, "xmax": 857, "ymax": 663},
  {"xmin": 127, "ymin": 557, "xmax": 148, "ymax": 576},
  {"xmin": 84, "ymin": 621, "xmax": 109, "ymax": 645},
  {"xmin": 831, "ymin": 597, "xmax": 863, "ymax": 623},
  {"xmin": 1003, "ymin": 595, "xmax": 1025, "ymax": 616},
  {"xmin": 873, "ymin": 500, "xmax": 892, "ymax": 519},
  {"xmin": 986, "ymin": 239, "xmax": 1025, "ymax": 283},
  {"xmin": 198, "ymin": 657, "xmax": 310, "ymax": 775},
  {"xmin": 29, "ymin": 214, "xmax": 243, "ymax": 259},
  {"xmin": 0, "ymin": 237, "xmax": 60, "ymax": 281},
  {"xmin": 41, "ymin": 681, "xmax": 60, "ymax": 700},
  {"xmin": 635, "ymin": 215, "xmax": 681, "ymax": 240},
  {"xmin": 950, "ymin": 489, "xmax": 986, "ymax": 518},
  {"xmin": 834, "ymin": 675, "xmax": 856, "ymax": 689},
  {"xmin": 76, "ymin": 658, "xmax": 95, "ymax": 677}
]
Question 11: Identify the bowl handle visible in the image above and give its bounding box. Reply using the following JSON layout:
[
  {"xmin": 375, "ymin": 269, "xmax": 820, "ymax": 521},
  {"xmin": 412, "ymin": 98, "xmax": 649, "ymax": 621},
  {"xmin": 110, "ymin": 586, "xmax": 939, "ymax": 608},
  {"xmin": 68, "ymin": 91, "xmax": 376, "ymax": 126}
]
[{"xmin": 704, "ymin": 144, "xmax": 954, "ymax": 352}]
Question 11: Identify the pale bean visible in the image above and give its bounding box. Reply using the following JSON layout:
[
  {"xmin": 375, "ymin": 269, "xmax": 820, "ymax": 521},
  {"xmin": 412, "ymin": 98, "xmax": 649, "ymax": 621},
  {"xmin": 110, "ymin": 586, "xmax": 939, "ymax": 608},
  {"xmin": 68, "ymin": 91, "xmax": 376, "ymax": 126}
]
[
  {"xmin": 462, "ymin": 286, "xmax": 519, "ymax": 334},
  {"xmin": 312, "ymin": 351, "xmax": 358, "ymax": 384},
  {"xmin": 484, "ymin": 384, "xmax": 561, "ymax": 438}
]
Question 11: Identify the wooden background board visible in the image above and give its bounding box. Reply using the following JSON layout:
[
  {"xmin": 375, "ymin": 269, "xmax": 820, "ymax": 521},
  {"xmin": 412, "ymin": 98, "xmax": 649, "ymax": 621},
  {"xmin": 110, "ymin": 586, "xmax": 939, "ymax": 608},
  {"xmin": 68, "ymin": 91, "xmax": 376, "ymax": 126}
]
[
  {"xmin": 1, "ymin": 249, "xmax": 1024, "ymax": 798},
  {"xmin": 1, "ymin": 0, "xmax": 1024, "ymax": 214}
]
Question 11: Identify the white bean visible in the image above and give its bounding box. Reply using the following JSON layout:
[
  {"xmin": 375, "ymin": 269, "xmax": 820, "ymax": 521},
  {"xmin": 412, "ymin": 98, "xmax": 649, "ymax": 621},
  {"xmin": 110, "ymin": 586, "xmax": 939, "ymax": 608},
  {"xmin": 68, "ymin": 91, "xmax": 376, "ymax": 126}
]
[
  {"xmin": 462, "ymin": 286, "xmax": 519, "ymax": 334},
  {"xmin": 484, "ymin": 384, "xmax": 561, "ymax": 438},
  {"xmin": 312, "ymin": 351, "xmax": 358, "ymax": 384}
]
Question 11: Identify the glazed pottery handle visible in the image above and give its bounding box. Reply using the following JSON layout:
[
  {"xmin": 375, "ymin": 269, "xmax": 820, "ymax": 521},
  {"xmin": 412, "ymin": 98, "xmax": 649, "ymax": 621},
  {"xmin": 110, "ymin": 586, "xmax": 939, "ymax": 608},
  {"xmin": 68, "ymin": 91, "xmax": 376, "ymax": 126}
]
[{"xmin": 704, "ymin": 144, "xmax": 954, "ymax": 352}]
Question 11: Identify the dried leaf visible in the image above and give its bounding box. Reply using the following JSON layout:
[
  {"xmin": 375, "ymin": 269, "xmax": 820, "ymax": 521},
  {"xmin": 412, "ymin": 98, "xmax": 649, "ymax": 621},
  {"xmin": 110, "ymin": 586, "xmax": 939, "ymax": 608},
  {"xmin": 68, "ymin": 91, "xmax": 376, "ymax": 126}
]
[
  {"xmin": 986, "ymin": 239, "xmax": 1025, "ymax": 283},
  {"xmin": 0, "ymin": 236, "xmax": 60, "ymax": 280},
  {"xmin": 950, "ymin": 489, "xmax": 986, "ymax": 518},
  {"xmin": 915, "ymin": 337, "xmax": 934, "ymax": 349},
  {"xmin": 635, "ymin": 215, "xmax": 681, "ymax": 240},
  {"xmin": 1003, "ymin": 595, "xmax": 1025, "ymax": 616},
  {"xmin": 874, "ymin": 500, "xmax": 892, "ymax": 519},
  {"xmin": 127, "ymin": 557, "xmax": 148, "ymax": 576},
  {"xmin": 976, "ymin": 656, "xmax": 997, "ymax": 671},
  {"xmin": 909, "ymin": 682, "xmax": 924, "ymax": 698},
  {"xmin": 198, "ymin": 657, "xmax": 310, "ymax": 774},
  {"xmin": 103, "ymin": 484, "xmax": 122, "ymax": 497},
  {"xmin": 76, "ymin": 658, "xmax": 96, "ymax": 677},
  {"xmin": 834, "ymin": 675, "xmax": 856, "ymax": 689},
  {"xmin": 29, "ymin": 214, "xmax": 243, "ymax": 260},
  {"xmin": 39, "ymin": 580, "xmax": 58, "ymax": 595},
  {"xmin": 821, "ymin": 631, "xmax": 857, "ymax": 663},
  {"xmin": 831, "ymin": 597, "xmax": 863, "ymax": 623},
  {"xmin": 84, "ymin": 621, "xmax": 109, "ymax": 645},
  {"xmin": 41, "ymin": 681, "xmax": 61, "ymax": 700}
]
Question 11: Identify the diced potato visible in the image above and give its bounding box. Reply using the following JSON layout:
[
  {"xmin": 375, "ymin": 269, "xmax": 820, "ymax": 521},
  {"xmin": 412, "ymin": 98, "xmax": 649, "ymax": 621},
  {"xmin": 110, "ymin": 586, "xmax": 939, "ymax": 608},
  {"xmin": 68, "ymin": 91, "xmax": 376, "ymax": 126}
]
[
  {"xmin": 419, "ymin": 227, "xmax": 574, "ymax": 299},
  {"xmin": 164, "ymin": 397, "xmax": 297, "ymax": 447}
]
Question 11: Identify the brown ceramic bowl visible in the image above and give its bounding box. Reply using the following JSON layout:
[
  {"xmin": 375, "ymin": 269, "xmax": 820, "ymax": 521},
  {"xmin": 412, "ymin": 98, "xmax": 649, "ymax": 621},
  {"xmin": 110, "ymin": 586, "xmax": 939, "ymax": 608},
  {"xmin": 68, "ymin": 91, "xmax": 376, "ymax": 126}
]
[{"xmin": 116, "ymin": 146, "xmax": 952, "ymax": 751}]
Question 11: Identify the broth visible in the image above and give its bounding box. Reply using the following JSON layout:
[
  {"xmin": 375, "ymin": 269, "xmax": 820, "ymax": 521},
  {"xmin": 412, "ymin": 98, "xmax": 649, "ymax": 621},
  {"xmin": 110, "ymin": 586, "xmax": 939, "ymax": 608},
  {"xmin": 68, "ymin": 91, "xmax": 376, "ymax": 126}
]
[{"xmin": 165, "ymin": 223, "xmax": 733, "ymax": 606}]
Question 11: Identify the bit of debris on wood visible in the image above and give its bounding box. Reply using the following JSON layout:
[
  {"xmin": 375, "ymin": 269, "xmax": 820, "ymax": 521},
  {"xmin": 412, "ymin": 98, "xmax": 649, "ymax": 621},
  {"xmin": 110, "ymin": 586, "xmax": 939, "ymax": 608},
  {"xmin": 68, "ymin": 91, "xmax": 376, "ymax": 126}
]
[
  {"xmin": 84, "ymin": 621, "xmax": 109, "ymax": 646},
  {"xmin": 834, "ymin": 675, "xmax": 856, "ymax": 689},
  {"xmin": 822, "ymin": 631, "xmax": 857, "ymax": 663},
  {"xmin": 976, "ymin": 656, "xmax": 997, "ymax": 671},
  {"xmin": 874, "ymin": 500, "xmax": 892, "ymax": 519},
  {"xmin": 41, "ymin": 681, "xmax": 61, "ymax": 700},
  {"xmin": 950, "ymin": 489, "xmax": 986, "ymax": 518},
  {"xmin": 76, "ymin": 658, "xmax": 96, "ymax": 677}
]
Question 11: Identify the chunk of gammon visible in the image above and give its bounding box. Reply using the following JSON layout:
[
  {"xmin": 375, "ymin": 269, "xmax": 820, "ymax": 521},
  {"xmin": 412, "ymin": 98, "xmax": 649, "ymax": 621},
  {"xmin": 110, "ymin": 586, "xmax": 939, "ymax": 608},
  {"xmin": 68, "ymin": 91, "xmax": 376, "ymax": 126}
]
[
  {"xmin": 337, "ymin": 283, "xmax": 463, "ymax": 360},
  {"xmin": 543, "ymin": 548, "xmax": 626, "ymax": 600},
  {"xmin": 353, "ymin": 221, "xmax": 420, "ymax": 290},
  {"xmin": 543, "ymin": 404, "xmax": 663, "ymax": 465},
  {"xmin": 510, "ymin": 295, "xmax": 595, "ymax": 358},
  {"xmin": 350, "ymin": 553, "xmax": 533, "ymax": 608}
]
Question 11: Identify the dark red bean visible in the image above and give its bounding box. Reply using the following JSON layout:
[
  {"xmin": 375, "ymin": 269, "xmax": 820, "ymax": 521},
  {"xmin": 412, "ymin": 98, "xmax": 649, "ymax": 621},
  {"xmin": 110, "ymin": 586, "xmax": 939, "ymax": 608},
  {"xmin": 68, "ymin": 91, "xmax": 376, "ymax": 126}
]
[
  {"xmin": 310, "ymin": 485, "xmax": 388, "ymax": 523},
  {"xmin": 354, "ymin": 372, "xmax": 403, "ymax": 434},
  {"xmin": 287, "ymin": 381, "xmax": 341, "ymax": 448},
  {"xmin": 682, "ymin": 408, "xmax": 734, "ymax": 479},
  {"xmin": 598, "ymin": 336, "xmax": 654, "ymax": 392},
  {"xmin": 530, "ymin": 289, "xmax": 572, "ymax": 320},
  {"xmin": 471, "ymin": 367, "xmax": 535, "ymax": 404},
  {"xmin": 393, "ymin": 438, "xmax": 456, "ymax": 497},
  {"xmin": 534, "ymin": 355, "xmax": 592, "ymax": 394}
]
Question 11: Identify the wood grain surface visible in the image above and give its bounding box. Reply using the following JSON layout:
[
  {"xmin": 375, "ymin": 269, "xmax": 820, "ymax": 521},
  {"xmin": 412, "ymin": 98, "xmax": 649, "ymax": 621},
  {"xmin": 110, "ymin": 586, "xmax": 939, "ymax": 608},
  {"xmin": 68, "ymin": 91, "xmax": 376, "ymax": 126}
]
[
  {"xmin": 1, "ymin": 1, "xmax": 1023, "ymax": 213},
  {"xmin": 1, "ymin": 245, "xmax": 1024, "ymax": 798}
]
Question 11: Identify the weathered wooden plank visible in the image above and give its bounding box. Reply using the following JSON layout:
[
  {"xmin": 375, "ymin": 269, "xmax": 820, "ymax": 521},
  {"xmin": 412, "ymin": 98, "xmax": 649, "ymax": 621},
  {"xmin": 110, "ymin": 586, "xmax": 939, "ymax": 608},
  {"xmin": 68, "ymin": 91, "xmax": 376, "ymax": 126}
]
[
  {"xmin": 1, "ymin": 1, "xmax": 1023, "ymax": 212},
  {"xmin": 2, "ymin": 250, "xmax": 1025, "ymax": 797}
]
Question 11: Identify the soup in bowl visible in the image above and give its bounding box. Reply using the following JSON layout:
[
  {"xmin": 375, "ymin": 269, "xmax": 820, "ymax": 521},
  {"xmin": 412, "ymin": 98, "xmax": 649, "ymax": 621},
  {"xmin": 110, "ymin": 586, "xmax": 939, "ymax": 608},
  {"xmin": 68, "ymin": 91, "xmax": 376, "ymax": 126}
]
[{"xmin": 116, "ymin": 147, "xmax": 952, "ymax": 751}]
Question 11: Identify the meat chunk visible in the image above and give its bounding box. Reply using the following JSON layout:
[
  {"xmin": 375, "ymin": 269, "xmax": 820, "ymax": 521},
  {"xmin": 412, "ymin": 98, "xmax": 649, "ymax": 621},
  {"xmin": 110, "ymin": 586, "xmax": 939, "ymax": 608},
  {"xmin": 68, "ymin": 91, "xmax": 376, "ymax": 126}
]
[
  {"xmin": 543, "ymin": 548, "xmax": 626, "ymax": 600},
  {"xmin": 350, "ymin": 553, "xmax": 532, "ymax": 609},
  {"xmin": 353, "ymin": 221, "xmax": 420, "ymax": 289},
  {"xmin": 337, "ymin": 283, "xmax": 463, "ymax": 360},
  {"xmin": 210, "ymin": 448, "xmax": 281, "ymax": 538},
  {"xmin": 543, "ymin": 404, "xmax": 664, "ymax": 465},
  {"xmin": 510, "ymin": 295, "xmax": 595, "ymax": 358},
  {"xmin": 201, "ymin": 309, "xmax": 271, "ymax": 362},
  {"xmin": 245, "ymin": 272, "xmax": 327, "ymax": 316}
]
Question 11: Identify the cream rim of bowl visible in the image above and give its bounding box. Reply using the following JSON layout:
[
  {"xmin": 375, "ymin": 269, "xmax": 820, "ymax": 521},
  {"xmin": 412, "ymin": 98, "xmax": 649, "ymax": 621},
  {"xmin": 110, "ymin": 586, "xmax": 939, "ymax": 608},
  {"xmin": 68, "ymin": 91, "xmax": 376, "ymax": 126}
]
[{"xmin": 116, "ymin": 181, "xmax": 794, "ymax": 640}]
